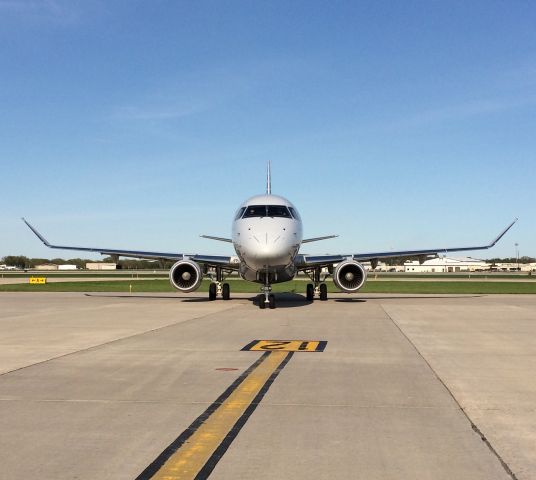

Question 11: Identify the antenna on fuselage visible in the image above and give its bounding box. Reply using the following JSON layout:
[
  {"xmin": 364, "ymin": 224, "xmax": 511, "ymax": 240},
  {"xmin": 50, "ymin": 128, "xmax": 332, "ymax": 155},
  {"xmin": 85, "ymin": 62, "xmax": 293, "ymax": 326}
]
[{"xmin": 266, "ymin": 161, "xmax": 272, "ymax": 195}]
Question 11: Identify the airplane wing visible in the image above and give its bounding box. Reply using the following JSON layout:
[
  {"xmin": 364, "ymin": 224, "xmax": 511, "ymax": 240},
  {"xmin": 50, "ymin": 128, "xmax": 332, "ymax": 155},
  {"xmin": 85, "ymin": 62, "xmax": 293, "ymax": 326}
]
[
  {"xmin": 22, "ymin": 218, "xmax": 234, "ymax": 267},
  {"xmin": 296, "ymin": 218, "xmax": 518, "ymax": 268}
]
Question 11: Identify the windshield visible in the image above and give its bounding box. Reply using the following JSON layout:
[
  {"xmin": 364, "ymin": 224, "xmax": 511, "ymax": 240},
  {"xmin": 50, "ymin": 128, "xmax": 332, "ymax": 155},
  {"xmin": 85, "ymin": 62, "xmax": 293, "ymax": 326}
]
[
  {"xmin": 234, "ymin": 207, "xmax": 246, "ymax": 220},
  {"xmin": 288, "ymin": 207, "xmax": 300, "ymax": 221},
  {"xmin": 242, "ymin": 205, "xmax": 293, "ymax": 218}
]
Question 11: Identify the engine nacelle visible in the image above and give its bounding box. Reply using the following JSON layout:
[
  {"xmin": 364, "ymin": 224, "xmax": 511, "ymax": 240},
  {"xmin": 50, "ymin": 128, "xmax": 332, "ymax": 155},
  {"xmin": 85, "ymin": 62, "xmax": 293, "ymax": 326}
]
[
  {"xmin": 333, "ymin": 260, "xmax": 367, "ymax": 292},
  {"xmin": 169, "ymin": 260, "xmax": 203, "ymax": 292}
]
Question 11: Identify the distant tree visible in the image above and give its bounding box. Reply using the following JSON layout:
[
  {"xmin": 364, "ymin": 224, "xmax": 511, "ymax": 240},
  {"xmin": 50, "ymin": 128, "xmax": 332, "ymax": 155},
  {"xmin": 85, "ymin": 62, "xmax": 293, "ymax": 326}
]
[
  {"xmin": 383, "ymin": 256, "xmax": 418, "ymax": 266},
  {"xmin": 2, "ymin": 255, "xmax": 177, "ymax": 269},
  {"xmin": 2, "ymin": 255, "xmax": 31, "ymax": 268},
  {"xmin": 67, "ymin": 258, "xmax": 88, "ymax": 269},
  {"xmin": 487, "ymin": 257, "xmax": 534, "ymax": 264},
  {"xmin": 101, "ymin": 256, "xmax": 172, "ymax": 269},
  {"xmin": 29, "ymin": 258, "xmax": 50, "ymax": 268}
]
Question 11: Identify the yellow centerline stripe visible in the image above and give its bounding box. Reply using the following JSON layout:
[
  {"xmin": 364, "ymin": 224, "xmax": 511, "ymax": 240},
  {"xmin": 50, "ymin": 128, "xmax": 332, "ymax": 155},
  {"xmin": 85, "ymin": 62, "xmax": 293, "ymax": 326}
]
[{"xmin": 149, "ymin": 351, "xmax": 288, "ymax": 480}]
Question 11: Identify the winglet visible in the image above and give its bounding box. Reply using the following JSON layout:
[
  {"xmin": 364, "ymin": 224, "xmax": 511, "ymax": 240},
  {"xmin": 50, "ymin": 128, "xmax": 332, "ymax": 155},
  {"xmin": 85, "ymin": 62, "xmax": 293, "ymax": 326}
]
[
  {"xmin": 488, "ymin": 218, "xmax": 518, "ymax": 247},
  {"xmin": 266, "ymin": 161, "xmax": 271, "ymax": 195},
  {"xmin": 22, "ymin": 218, "xmax": 51, "ymax": 246}
]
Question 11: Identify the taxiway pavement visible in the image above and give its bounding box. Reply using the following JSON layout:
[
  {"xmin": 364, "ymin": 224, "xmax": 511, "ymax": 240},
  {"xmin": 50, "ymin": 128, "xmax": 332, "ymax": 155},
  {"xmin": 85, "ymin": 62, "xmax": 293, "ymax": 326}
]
[{"xmin": 1, "ymin": 292, "xmax": 534, "ymax": 479}]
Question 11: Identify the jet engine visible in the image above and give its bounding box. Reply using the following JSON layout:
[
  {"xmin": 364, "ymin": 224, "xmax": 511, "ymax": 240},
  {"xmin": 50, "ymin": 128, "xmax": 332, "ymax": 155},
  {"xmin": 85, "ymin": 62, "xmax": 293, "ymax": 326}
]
[
  {"xmin": 333, "ymin": 260, "xmax": 367, "ymax": 292},
  {"xmin": 169, "ymin": 260, "xmax": 203, "ymax": 292}
]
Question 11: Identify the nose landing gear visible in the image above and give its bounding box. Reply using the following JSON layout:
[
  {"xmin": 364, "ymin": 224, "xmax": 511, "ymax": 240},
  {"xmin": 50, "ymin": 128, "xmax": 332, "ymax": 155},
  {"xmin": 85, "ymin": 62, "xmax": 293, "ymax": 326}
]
[{"xmin": 258, "ymin": 271, "xmax": 276, "ymax": 309}]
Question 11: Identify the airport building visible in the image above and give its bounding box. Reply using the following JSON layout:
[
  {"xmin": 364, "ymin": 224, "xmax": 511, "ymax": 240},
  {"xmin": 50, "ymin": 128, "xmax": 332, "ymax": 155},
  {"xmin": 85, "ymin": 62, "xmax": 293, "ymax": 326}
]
[
  {"xmin": 404, "ymin": 257, "xmax": 489, "ymax": 273},
  {"xmin": 34, "ymin": 264, "xmax": 78, "ymax": 271},
  {"xmin": 361, "ymin": 261, "xmax": 404, "ymax": 272},
  {"xmin": 493, "ymin": 262, "xmax": 536, "ymax": 272},
  {"xmin": 86, "ymin": 262, "xmax": 117, "ymax": 270},
  {"xmin": 35, "ymin": 264, "xmax": 59, "ymax": 271}
]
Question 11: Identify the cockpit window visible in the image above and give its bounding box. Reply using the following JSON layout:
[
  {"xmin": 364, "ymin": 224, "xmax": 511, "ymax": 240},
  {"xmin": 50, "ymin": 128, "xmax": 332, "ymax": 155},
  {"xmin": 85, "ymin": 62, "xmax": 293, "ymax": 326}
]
[
  {"xmin": 235, "ymin": 207, "xmax": 246, "ymax": 220},
  {"xmin": 288, "ymin": 207, "xmax": 300, "ymax": 220},
  {"xmin": 267, "ymin": 205, "xmax": 291, "ymax": 217},
  {"xmin": 242, "ymin": 205, "xmax": 292, "ymax": 218},
  {"xmin": 243, "ymin": 205, "xmax": 267, "ymax": 218}
]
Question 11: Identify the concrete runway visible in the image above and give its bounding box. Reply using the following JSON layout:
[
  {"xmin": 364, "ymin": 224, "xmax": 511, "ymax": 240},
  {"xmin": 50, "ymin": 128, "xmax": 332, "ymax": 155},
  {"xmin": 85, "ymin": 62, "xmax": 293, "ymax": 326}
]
[{"xmin": 1, "ymin": 292, "xmax": 534, "ymax": 479}]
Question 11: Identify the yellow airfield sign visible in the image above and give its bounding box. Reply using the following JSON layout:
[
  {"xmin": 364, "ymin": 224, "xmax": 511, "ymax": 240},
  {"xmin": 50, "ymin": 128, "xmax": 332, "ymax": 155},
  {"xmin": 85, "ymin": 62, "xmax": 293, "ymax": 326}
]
[{"xmin": 29, "ymin": 277, "xmax": 46, "ymax": 284}]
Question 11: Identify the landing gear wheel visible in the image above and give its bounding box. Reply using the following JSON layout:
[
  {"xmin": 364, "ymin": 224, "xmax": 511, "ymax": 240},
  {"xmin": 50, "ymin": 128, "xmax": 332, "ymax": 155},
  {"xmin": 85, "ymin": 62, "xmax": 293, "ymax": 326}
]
[
  {"xmin": 269, "ymin": 294, "xmax": 276, "ymax": 309},
  {"xmin": 306, "ymin": 283, "xmax": 314, "ymax": 301},
  {"xmin": 259, "ymin": 295, "xmax": 266, "ymax": 309},
  {"xmin": 222, "ymin": 283, "xmax": 230, "ymax": 300},
  {"xmin": 208, "ymin": 283, "xmax": 217, "ymax": 301},
  {"xmin": 319, "ymin": 283, "xmax": 328, "ymax": 301}
]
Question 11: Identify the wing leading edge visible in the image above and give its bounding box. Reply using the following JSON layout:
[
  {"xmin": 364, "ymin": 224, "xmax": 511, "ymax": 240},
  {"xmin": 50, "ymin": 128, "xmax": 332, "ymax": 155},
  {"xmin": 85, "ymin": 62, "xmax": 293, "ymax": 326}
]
[
  {"xmin": 297, "ymin": 218, "xmax": 518, "ymax": 268},
  {"xmin": 22, "ymin": 218, "xmax": 233, "ymax": 266}
]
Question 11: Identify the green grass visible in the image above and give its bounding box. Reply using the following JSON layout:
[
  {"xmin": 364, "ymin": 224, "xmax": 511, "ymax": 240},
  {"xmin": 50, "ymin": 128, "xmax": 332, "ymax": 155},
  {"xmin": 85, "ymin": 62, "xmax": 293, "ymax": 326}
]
[
  {"xmin": 371, "ymin": 273, "xmax": 532, "ymax": 279},
  {"xmin": 0, "ymin": 272, "xmax": 168, "ymax": 278},
  {"xmin": 0, "ymin": 280, "xmax": 175, "ymax": 293},
  {"xmin": 1, "ymin": 279, "xmax": 535, "ymax": 294}
]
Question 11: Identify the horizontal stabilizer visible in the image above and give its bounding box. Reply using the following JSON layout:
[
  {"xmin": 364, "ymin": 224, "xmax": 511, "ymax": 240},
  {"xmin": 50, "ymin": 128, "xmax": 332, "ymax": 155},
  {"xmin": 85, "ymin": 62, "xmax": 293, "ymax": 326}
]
[
  {"xmin": 200, "ymin": 235, "xmax": 233, "ymax": 243},
  {"xmin": 302, "ymin": 235, "xmax": 338, "ymax": 244}
]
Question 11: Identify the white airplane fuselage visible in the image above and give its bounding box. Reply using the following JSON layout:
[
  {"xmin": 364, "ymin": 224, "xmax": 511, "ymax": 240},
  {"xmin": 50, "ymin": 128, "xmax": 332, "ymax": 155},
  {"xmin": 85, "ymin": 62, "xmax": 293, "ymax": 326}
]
[{"xmin": 231, "ymin": 194, "xmax": 303, "ymax": 283}]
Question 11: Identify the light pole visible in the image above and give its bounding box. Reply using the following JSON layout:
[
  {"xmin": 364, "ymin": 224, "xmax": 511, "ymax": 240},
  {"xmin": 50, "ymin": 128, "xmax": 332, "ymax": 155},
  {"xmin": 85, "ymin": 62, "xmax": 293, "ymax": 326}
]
[{"xmin": 515, "ymin": 243, "xmax": 519, "ymax": 272}]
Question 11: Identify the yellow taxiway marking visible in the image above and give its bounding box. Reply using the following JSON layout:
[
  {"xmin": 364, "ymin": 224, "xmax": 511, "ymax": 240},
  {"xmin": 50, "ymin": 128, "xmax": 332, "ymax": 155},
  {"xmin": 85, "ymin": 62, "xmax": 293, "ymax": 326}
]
[
  {"xmin": 148, "ymin": 351, "xmax": 288, "ymax": 480},
  {"xmin": 242, "ymin": 340, "xmax": 327, "ymax": 352}
]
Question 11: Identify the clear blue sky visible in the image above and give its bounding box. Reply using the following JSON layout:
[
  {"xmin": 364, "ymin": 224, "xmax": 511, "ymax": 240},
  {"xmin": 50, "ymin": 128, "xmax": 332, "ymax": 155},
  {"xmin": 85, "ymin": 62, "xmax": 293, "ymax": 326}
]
[{"xmin": 1, "ymin": 1, "xmax": 534, "ymax": 260}]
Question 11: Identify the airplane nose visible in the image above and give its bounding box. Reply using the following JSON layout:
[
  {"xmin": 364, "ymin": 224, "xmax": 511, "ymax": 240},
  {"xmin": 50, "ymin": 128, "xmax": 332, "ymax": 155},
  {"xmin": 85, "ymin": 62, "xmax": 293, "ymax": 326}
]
[{"xmin": 245, "ymin": 231, "xmax": 293, "ymax": 267}]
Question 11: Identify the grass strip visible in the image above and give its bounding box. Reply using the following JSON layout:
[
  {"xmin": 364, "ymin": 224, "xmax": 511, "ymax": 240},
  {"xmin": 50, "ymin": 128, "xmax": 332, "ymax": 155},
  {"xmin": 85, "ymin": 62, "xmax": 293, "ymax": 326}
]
[{"xmin": 1, "ymin": 279, "xmax": 535, "ymax": 294}]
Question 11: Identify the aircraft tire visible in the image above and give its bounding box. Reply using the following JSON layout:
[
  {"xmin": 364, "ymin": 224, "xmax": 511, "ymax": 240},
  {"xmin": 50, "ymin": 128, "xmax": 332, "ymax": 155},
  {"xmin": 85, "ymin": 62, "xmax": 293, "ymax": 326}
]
[
  {"xmin": 306, "ymin": 283, "xmax": 314, "ymax": 301},
  {"xmin": 269, "ymin": 294, "xmax": 276, "ymax": 309},
  {"xmin": 319, "ymin": 283, "xmax": 328, "ymax": 301},
  {"xmin": 222, "ymin": 283, "xmax": 230, "ymax": 300},
  {"xmin": 259, "ymin": 295, "xmax": 266, "ymax": 309},
  {"xmin": 209, "ymin": 283, "xmax": 217, "ymax": 300}
]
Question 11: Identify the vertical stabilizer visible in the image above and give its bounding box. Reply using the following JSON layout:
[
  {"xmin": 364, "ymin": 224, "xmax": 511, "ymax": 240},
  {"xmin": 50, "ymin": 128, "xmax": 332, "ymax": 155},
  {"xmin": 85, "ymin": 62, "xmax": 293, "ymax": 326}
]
[{"xmin": 266, "ymin": 161, "xmax": 272, "ymax": 195}]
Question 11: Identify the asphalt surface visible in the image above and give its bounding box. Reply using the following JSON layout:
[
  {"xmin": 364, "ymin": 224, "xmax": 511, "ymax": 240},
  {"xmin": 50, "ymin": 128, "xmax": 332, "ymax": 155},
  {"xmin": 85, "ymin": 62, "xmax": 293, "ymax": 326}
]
[{"xmin": 1, "ymin": 292, "xmax": 534, "ymax": 479}]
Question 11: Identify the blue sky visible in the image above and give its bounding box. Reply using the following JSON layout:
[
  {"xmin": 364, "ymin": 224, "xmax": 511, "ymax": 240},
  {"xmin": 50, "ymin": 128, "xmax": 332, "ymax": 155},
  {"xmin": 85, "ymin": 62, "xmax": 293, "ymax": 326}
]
[{"xmin": 1, "ymin": 1, "xmax": 534, "ymax": 260}]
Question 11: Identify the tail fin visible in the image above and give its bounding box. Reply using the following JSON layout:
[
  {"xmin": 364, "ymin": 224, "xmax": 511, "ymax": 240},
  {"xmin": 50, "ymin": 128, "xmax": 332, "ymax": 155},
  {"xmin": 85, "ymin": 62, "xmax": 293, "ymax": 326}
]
[{"xmin": 266, "ymin": 161, "xmax": 271, "ymax": 195}]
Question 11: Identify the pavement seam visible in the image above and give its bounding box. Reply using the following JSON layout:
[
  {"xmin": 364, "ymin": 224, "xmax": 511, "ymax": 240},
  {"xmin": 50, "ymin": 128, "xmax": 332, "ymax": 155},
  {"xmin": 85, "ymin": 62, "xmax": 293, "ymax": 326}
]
[
  {"xmin": 0, "ymin": 302, "xmax": 243, "ymax": 378},
  {"xmin": 380, "ymin": 304, "xmax": 519, "ymax": 480}
]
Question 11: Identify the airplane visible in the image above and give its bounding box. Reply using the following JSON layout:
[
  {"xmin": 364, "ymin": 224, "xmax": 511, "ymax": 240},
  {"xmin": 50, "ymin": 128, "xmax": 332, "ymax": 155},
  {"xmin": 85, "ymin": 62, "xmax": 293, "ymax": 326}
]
[{"xmin": 23, "ymin": 163, "xmax": 517, "ymax": 309}]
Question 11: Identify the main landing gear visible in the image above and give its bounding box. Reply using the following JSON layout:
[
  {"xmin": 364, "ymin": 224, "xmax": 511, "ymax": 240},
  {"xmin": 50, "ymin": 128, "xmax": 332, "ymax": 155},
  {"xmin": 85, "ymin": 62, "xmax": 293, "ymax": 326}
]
[
  {"xmin": 208, "ymin": 267, "xmax": 231, "ymax": 301},
  {"xmin": 305, "ymin": 267, "xmax": 329, "ymax": 302}
]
